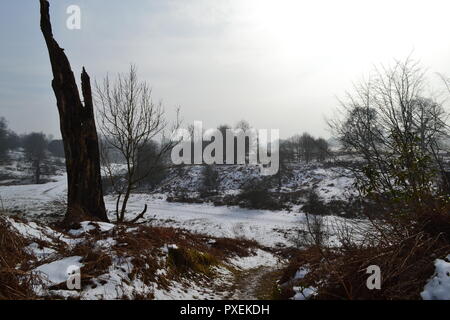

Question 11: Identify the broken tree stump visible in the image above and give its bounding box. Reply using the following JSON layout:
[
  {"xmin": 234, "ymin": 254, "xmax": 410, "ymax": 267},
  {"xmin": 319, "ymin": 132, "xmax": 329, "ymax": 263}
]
[{"xmin": 39, "ymin": 0, "xmax": 108, "ymax": 225}]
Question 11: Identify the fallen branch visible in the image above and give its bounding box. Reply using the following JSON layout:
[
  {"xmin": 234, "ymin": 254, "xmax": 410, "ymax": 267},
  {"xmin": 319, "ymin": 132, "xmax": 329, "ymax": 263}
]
[{"xmin": 129, "ymin": 204, "xmax": 148, "ymax": 224}]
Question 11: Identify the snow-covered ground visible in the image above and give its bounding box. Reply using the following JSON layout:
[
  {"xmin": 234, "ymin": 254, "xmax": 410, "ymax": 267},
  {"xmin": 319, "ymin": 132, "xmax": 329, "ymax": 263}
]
[
  {"xmin": 0, "ymin": 158, "xmax": 376, "ymax": 300},
  {"xmin": 0, "ymin": 170, "xmax": 356, "ymax": 248},
  {"xmin": 421, "ymin": 255, "xmax": 450, "ymax": 300},
  {"xmin": 0, "ymin": 171, "xmax": 304, "ymax": 247},
  {"xmin": 114, "ymin": 193, "xmax": 305, "ymax": 247},
  {"xmin": 3, "ymin": 215, "xmax": 284, "ymax": 300},
  {"xmin": 2, "ymin": 159, "xmax": 448, "ymax": 300},
  {"xmin": 156, "ymin": 163, "xmax": 356, "ymax": 202},
  {"xmin": 0, "ymin": 173, "xmax": 67, "ymax": 219}
]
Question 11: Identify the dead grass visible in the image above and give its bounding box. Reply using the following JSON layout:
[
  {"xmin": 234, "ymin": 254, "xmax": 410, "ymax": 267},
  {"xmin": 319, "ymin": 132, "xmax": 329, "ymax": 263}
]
[
  {"xmin": 70, "ymin": 242, "xmax": 113, "ymax": 287},
  {"xmin": 278, "ymin": 198, "xmax": 450, "ymax": 300},
  {"xmin": 0, "ymin": 215, "xmax": 40, "ymax": 300},
  {"xmin": 167, "ymin": 246, "xmax": 218, "ymax": 277},
  {"xmin": 100, "ymin": 224, "xmax": 261, "ymax": 295},
  {"xmin": 209, "ymin": 237, "xmax": 258, "ymax": 258},
  {"xmin": 0, "ymin": 213, "xmax": 267, "ymax": 300}
]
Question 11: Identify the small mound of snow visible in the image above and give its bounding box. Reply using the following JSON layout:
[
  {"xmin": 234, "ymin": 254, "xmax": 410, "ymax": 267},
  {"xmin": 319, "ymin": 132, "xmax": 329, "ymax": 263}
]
[
  {"xmin": 25, "ymin": 243, "xmax": 56, "ymax": 260},
  {"xmin": 7, "ymin": 217, "xmax": 77, "ymax": 246},
  {"xmin": 228, "ymin": 249, "xmax": 278, "ymax": 270},
  {"xmin": 96, "ymin": 237, "xmax": 117, "ymax": 249},
  {"xmin": 161, "ymin": 244, "xmax": 179, "ymax": 254},
  {"xmin": 294, "ymin": 267, "xmax": 310, "ymax": 280},
  {"xmin": 81, "ymin": 257, "xmax": 153, "ymax": 300},
  {"xmin": 34, "ymin": 256, "xmax": 84, "ymax": 285},
  {"xmin": 292, "ymin": 286, "xmax": 317, "ymax": 300},
  {"xmin": 421, "ymin": 255, "xmax": 450, "ymax": 300},
  {"xmin": 8, "ymin": 219, "xmax": 54, "ymax": 242},
  {"xmin": 69, "ymin": 221, "xmax": 115, "ymax": 236}
]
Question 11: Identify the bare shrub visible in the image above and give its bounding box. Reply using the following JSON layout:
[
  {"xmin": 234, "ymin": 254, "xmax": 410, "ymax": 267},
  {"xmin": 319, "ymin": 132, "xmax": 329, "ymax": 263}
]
[
  {"xmin": 199, "ymin": 164, "xmax": 220, "ymax": 197},
  {"xmin": 281, "ymin": 196, "xmax": 450, "ymax": 299},
  {"xmin": 238, "ymin": 178, "xmax": 280, "ymax": 210},
  {"xmin": 330, "ymin": 58, "xmax": 450, "ymax": 208},
  {"xmin": 302, "ymin": 190, "xmax": 329, "ymax": 216}
]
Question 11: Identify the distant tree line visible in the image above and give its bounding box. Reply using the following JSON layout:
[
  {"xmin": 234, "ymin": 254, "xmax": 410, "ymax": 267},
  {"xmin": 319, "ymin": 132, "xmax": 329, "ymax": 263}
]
[
  {"xmin": 182, "ymin": 120, "xmax": 330, "ymax": 165},
  {"xmin": 280, "ymin": 133, "xmax": 330, "ymax": 164},
  {"xmin": 0, "ymin": 117, "xmax": 65, "ymax": 183}
]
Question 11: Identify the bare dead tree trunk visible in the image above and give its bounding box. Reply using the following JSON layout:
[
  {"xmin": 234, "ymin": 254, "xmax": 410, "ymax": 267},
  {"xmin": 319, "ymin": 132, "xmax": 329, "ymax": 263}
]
[{"xmin": 39, "ymin": 0, "xmax": 108, "ymax": 225}]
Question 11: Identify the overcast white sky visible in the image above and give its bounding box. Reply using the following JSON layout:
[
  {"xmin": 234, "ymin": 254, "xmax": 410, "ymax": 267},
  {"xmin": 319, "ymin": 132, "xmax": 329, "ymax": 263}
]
[{"xmin": 1, "ymin": 0, "xmax": 450, "ymax": 139}]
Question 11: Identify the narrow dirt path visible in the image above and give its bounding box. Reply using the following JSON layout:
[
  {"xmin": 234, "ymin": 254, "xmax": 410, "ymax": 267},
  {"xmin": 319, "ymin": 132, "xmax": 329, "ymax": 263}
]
[{"xmin": 222, "ymin": 264, "xmax": 285, "ymax": 300}]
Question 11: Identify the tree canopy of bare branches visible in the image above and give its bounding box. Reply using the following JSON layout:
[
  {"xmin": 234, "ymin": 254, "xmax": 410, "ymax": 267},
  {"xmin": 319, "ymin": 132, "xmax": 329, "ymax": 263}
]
[
  {"xmin": 96, "ymin": 65, "xmax": 180, "ymax": 223},
  {"xmin": 23, "ymin": 132, "xmax": 48, "ymax": 184}
]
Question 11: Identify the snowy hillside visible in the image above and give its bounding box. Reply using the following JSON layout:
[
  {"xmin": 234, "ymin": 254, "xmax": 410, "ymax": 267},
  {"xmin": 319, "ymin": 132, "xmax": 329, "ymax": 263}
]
[{"xmin": 155, "ymin": 163, "xmax": 356, "ymax": 202}]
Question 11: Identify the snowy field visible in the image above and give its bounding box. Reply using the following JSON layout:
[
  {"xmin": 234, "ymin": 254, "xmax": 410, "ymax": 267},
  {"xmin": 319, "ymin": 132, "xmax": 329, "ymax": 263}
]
[{"xmin": 0, "ymin": 169, "xmax": 357, "ymax": 248}]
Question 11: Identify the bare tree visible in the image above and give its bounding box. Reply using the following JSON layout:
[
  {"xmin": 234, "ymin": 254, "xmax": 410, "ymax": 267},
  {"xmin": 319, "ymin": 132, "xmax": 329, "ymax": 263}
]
[
  {"xmin": 287, "ymin": 134, "xmax": 302, "ymax": 162},
  {"xmin": 330, "ymin": 58, "xmax": 450, "ymax": 202},
  {"xmin": 200, "ymin": 164, "xmax": 220, "ymax": 195},
  {"xmin": 235, "ymin": 120, "xmax": 251, "ymax": 132},
  {"xmin": 0, "ymin": 118, "xmax": 9, "ymax": 162},
  {"xmin": 23, "ymin": 132, "xmax": 48, "ymax": 184},
  {"xmin": 216, "ymin": 124, "xmax": 231, "ymax": 163},
  {"xmin": 315, "ymin": 138, "xmax": 330, "ymax": 162},
  {"xmin": 96, "ymin": 65, "xmax": 180, "ymax": 223},
  {"xmin": 234, "ymin": 120, "xmax": 252, "ymax": 162},
  {"xmin": 299, "ymin": 133, "xmax": 316, "ymax": 163},
  {"xmin": 40, "ymin": 0, "xmax": 108, "ymax": 224}
]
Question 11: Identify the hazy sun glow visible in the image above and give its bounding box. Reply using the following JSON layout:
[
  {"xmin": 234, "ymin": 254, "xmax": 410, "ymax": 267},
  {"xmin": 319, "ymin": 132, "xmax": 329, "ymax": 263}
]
[
  {"xmin": 234, "ymin": 0, "xmax": 450, "ymax": 66},
  {"xmin": 1, "ymin": 0, "xmax": 450, "ymax": 138}
]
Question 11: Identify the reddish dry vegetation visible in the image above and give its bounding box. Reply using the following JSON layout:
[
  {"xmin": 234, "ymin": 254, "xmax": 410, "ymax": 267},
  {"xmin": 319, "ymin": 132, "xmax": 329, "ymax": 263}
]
[
  {"xmin": 0, "ymin": 217, "xmax": 40, "ymax": 299},
  {"xmin": 61, "ymin": 224, "xmax": 263, "ymax": 298},
  {"xmin": 109, "ymin": 225, "xmax": 260, "ymax": 287},
  {"xmin": 278, "ymin": 198, "xmax": 450, "ymax": 300},
  {"xmin": 0, "ymin": 215, "xmax": 263, "ymax": 300}
]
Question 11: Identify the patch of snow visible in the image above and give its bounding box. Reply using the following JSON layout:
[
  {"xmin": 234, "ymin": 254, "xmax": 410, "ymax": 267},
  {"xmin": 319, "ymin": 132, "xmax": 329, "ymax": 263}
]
[
  {"xmin": 34, "ymin": 256, "xmax": 84, "ymax": 285},
  {"xmin": 161, "ymin": 244, "xmax": 179, "ymax": 254},
  {"xmin": 421, "ymin": 255, "xmax": 450, "ymax": 300},
  {"xmin": 228, "ymin": 249, "xmax": 278, "ymax": 270},
  {"xmin": 153, "ymin": 278, "xmax": 223, "ymax": 300},
  {"xmin": 106, "ymin": 193, "xmax": 308, "ymax": 247},
  {"xmin": 96, "ymin": 237, "xmax": 117, "ymax": 249},
  {"xmin": 8, "ymin": 218, "xmax": 57, "ymax": 242},
  {"xmin": 292, "ymin": 286, "xmax": 317, "ymax": 300},
  {"xmin": 25, "ymin": 243, "xmax": 56, "ymax": 260},
  {"xmin": 294, "ymin": 267, "xmax": 310, "ymax": 280},
  {"xmin": 80, "ymin": 256, "xmax": 153, "ymax": 300},
  {"xmin": 0, "ymin": 173, "xmax": 67, "ymax": 219},
  {"xmin": 69, "ymin": 221, "xmax": 115, "ymax": 236}
]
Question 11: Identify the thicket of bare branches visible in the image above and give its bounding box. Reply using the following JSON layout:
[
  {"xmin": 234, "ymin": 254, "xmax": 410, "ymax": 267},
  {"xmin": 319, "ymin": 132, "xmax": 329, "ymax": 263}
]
[
  {"xmin": 278, "ymin": 58, "xmax": 450, "ymax": 300},
  {"xmin": 329, "ymin": 58, "xmax": 450, "ymax": 203}
]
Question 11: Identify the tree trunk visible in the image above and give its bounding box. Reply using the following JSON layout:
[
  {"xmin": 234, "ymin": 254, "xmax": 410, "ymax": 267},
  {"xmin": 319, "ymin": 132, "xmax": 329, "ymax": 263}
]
[
  {"xmin": 35, "ymin": 160, "xmax": 40, "ymax": 184},
  {"xmin": 39, "ymin": 0, "xmax": 108, "ymax": 225}
]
